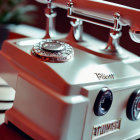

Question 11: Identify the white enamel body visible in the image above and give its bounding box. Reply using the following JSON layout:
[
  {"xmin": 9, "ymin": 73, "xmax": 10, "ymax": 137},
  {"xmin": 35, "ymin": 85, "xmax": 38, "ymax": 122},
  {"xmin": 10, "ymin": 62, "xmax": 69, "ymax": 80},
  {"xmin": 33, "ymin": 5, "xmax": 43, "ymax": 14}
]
[{"xmin": 0, "ymin": 35, "xmax": 140, "ymax": 140}]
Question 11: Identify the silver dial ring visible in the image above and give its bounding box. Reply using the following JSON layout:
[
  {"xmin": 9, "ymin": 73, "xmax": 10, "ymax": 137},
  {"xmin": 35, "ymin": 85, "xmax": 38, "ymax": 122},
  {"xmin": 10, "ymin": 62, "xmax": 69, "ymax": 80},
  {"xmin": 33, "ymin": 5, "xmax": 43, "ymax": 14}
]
[{"xmin": 31, "ymin": 39, "xmax": 74, "ymax": 63}]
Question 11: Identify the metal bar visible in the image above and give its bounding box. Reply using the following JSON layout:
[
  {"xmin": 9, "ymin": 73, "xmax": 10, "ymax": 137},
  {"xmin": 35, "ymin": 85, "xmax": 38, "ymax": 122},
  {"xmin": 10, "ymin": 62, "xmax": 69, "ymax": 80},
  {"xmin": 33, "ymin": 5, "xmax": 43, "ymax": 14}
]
[
  {"xmin": 68, "ymin": 11, "xmax": 114, "ymax": 30},
  {"xmin": 53, "ymin": 0, "xmax": 140, "ymax": 30}
]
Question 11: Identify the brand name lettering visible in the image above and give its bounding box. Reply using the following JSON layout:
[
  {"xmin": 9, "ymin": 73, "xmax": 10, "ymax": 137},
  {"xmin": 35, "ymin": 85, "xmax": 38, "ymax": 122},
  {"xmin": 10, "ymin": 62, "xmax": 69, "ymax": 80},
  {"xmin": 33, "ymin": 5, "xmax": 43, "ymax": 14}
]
[
  {"xmin": 93, "ymin": 120, "xmax": 121, "ymax": 137},
  {"xmin": 95, "ymin": 73, "xmax": 114, "ymax": 80}
]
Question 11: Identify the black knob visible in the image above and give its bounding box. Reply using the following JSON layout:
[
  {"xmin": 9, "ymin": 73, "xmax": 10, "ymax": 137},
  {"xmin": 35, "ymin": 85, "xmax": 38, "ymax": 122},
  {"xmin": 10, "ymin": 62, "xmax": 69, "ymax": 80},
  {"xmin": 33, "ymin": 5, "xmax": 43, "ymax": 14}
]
[
  {"xmin": 126, "ymin": 89, "xmax": 140, "ymax": 121},
  {"xmin": 94, "ymin": 87, "xmax": 113, "ymax": 116}
]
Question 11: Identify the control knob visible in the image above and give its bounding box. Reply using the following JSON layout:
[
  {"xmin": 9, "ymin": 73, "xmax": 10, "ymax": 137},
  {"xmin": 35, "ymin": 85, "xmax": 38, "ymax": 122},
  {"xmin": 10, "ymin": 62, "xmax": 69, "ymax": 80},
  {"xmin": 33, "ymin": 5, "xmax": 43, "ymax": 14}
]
[
  {"xmin": 94, "ymin": 87, "xmax": 113, "ymax": 116},
  {"xmin": 126, "ymin": 89, "xmax": 140, "ymax": 121}
]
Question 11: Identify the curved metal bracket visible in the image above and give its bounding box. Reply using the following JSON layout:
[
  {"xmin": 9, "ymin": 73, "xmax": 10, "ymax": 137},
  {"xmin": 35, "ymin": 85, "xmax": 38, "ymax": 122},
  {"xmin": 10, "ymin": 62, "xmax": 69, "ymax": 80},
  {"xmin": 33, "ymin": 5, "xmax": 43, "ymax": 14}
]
[{"xmin": 67, "ymin": 1, "xmax": 122, "ymax": 32}]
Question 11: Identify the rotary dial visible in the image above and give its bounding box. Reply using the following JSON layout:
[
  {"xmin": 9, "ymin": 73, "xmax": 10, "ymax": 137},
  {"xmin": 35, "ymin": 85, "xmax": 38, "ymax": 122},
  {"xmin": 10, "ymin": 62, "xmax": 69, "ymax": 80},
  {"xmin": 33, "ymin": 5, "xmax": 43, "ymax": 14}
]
[{"xmin": 31, "ymin": 39, "xmax": 74, "ymax": 63}]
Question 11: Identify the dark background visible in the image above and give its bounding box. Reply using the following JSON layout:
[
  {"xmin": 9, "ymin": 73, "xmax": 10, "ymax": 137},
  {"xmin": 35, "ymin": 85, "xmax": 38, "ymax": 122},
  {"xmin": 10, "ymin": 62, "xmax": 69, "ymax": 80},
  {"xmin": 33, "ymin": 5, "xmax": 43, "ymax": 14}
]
[{"xmin": 28, "ymin": 0, "xmax": 140, "ymax": 56}]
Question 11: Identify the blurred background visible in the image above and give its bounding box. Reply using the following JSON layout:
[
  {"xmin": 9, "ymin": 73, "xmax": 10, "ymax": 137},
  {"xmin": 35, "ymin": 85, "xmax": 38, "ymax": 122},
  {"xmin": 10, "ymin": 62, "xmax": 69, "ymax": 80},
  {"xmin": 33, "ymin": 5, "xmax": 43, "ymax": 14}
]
[{"xmin": 0, "ymin": 0, "xmax": 140, "ymax": 56}]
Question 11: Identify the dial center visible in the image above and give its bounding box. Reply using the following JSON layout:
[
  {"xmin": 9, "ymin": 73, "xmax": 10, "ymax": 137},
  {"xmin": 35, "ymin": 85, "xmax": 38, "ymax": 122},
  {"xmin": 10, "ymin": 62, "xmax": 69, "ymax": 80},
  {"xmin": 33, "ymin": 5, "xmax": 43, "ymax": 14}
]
[
  {"xmin": 137, "ymin": 101, "xmax": 140, "ymax": 111},
  {"xmin": 42, "ymin": 42, "xmax": 65, "ymax": 52}
]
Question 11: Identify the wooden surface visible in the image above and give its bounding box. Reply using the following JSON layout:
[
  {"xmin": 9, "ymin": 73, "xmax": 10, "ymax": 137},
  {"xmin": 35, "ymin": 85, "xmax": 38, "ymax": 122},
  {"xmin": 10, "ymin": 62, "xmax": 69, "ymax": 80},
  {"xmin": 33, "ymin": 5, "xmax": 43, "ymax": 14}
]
[{"xmin": 0, "ymin": 123, "xmax": 33, "ymax": 140}]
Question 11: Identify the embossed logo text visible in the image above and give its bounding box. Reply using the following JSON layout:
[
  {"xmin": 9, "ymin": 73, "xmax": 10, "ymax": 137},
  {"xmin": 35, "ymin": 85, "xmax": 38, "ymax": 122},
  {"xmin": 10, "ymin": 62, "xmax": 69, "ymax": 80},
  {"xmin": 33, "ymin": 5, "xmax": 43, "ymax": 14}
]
[{"xmin": 95, "ymin": 73, "xmax": 114, "ymax": 80}]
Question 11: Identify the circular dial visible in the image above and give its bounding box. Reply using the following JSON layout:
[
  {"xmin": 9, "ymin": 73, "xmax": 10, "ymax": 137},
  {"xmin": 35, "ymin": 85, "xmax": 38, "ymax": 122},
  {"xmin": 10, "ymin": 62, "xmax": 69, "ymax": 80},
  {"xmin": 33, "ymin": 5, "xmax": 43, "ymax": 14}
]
[
  {"xmin": 31, "ymin": 39, "xmax": 74, "ymax": 63},
  {"xmin": 94, "ymin": 87, "xmax": 113, "ymax": 116},
  {"xmin": 126, "ymin": 89, "xmax": 140, "ymax": 121}
]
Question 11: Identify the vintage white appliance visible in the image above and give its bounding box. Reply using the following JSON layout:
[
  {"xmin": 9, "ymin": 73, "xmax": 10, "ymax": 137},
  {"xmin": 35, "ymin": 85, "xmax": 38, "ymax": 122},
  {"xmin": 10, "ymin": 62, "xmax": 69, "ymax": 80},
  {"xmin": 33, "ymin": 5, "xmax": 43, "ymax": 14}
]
[{"xmin": 0, "ymin": 0, "xmax": 140, "ymax": 140}]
